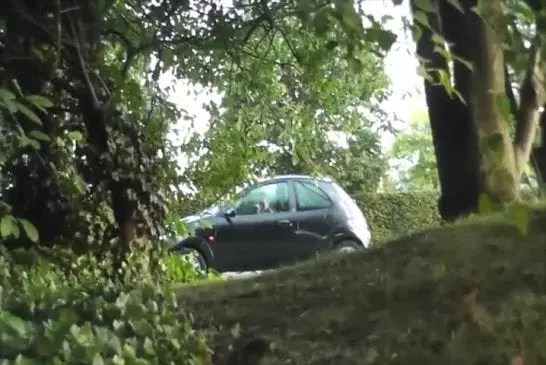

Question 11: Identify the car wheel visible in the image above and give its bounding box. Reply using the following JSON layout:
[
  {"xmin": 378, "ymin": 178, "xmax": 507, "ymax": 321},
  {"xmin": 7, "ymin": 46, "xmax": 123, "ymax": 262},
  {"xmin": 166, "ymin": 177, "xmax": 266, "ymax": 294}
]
[
  {"xmin": 182, "ymin": 248, "xmax": 208, "ymax": 273},
  {"xmin": 334, "ymin": 240, "xmax": 361, "ymax": 254}
]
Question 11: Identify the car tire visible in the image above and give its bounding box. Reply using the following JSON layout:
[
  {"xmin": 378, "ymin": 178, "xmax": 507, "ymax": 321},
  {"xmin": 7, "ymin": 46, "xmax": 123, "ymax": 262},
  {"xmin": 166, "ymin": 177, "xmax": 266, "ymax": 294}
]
[
  {"xmin": 334, "ymin": 240, "xmax": 361, "ymax": 254},
  {"xmin": 181, "ymin": 248, "xmax": 208, "ymax": 273}
]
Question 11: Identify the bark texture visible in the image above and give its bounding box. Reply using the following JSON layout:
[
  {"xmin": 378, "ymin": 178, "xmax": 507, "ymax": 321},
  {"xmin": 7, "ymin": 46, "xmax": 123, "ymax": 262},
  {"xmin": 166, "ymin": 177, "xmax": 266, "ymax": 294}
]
[
  {"xmin": 467, "ymin": 0, "xmax": 519, "ymax": 204},
  {"xmin": 413, "ymin": 0, "xmax": 482, "ymax": 221},
  {"xmin": 413, "ymin": 0, "xmax": 546, "ymax": 219}
]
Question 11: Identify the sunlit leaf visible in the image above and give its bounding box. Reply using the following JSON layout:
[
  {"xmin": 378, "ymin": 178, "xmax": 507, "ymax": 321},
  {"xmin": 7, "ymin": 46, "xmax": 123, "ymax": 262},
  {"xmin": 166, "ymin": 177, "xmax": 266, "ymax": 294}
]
[
  {"xmin": 19, "ymin": 219, "xmax": 39, "ymax": 242},
  {"xmin": 14, "ymin": 101, "xmax": 42, "ymax": 125},
  {"xmin": 413, "ymin": 10, "xmax": 431, "ymax": 29},
  {"xmin": 446, "ymin": 0, "xmax": 464, "ymax": 12},
  {"xmin": 0, "ymin": 215, "xmax": 13, "ymax": 237},
  {"xmin": 0, "ymin": 88, "xmax": 16, "ymax": 102},
  {"xmin": 67, "ymin": 131, "xmax": 84, "ymax": 141}
]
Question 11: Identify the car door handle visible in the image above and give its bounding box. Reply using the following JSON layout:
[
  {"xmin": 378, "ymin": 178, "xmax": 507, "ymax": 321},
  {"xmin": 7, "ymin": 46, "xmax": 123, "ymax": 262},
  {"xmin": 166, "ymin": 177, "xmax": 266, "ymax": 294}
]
[{"xmin": 277, "ymin": 219, "xmax": 294, "ymax": 228}]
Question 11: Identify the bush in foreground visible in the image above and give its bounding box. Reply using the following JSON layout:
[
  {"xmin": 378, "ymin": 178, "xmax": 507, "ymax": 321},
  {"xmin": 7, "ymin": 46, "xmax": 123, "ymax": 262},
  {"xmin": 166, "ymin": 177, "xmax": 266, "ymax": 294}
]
[{"xmin": 0, "ymin": 246, "xmax": 212, "ymax": 364}]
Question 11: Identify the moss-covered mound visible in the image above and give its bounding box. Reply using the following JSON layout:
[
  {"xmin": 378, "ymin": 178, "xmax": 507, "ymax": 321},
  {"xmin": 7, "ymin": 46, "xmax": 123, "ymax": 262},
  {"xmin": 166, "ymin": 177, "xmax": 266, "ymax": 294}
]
[{"xmin": 179, "ymin": 211, "xmax": 546, "ymax": 365}]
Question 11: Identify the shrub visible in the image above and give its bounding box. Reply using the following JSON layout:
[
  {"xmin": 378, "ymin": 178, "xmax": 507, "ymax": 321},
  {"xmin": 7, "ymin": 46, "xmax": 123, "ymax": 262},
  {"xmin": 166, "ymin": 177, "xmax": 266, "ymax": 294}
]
[
  {"xmin": 0, "ymin": 245, "xmax": 212, "ymax": 363},
  {"xmin": 356, "ymin": 191, "xmax": 441, "ymax": 244}
]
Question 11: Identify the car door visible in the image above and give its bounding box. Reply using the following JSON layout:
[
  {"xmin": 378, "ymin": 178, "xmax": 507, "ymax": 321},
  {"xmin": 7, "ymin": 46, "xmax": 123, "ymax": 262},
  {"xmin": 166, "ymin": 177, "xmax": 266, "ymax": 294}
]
[
  {"xmin": 288, "ymin": 180, "xmax": 337, "ymax": 261},
  {"xmin": 211, "ymin": 181, "xmax": 296, "ymax": 271}
]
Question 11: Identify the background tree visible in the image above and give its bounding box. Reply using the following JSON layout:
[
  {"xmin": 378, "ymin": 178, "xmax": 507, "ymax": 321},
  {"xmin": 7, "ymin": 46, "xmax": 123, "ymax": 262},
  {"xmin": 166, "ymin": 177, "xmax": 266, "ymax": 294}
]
[
  {"xmin": 183, "ymin": 17, "xmax": 390, "ymax": 204},
  {"xmin": 389, "ymin": 107, "xmax": 438, "ymax": 191},
  {"xmin": 406, "ymin": 0, "xmax": 546, "ymax": 220}
]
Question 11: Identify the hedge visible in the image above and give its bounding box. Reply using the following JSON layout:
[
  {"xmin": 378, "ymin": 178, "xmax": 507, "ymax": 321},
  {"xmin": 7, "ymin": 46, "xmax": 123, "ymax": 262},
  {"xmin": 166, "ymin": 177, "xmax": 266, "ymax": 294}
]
[{"xmin": 356, "ymin": 191, "xmax": 441, "ymax": 244}]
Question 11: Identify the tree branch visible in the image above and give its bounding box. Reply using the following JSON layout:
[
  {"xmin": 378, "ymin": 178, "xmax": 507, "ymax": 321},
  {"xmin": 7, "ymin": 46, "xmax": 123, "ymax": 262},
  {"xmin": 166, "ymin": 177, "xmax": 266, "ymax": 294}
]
[
  {"xmin": 513, "ymin": 34, "xmax": 545, "ymax": 174},
  {"xmin": 103, "ymin": 27, "xmax": 138, "ymax": 77}
]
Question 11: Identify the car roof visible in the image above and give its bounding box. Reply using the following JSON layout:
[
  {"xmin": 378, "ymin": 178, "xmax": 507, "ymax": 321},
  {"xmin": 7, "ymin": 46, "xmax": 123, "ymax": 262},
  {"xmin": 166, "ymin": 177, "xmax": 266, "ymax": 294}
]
[{"xmin": 258, "ymin": 174, "xmax": 334, "ymax": 184}]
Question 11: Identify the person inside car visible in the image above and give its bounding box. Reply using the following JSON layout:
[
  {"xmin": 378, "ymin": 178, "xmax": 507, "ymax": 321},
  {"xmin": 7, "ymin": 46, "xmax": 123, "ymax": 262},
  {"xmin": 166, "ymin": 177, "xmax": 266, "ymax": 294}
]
[{"xmin": 257, "ymin": 198, "xmax": 274, "ymax": 214}]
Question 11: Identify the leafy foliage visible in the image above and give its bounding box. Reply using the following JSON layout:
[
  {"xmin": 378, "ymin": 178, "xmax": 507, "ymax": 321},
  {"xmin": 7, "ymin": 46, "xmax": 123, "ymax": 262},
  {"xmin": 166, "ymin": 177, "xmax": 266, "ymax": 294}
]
[
  {"xmin": 357, "ymin": 191, "xmax": 441, "ymax": 243},
  {"xmin": 182, "ymin": 15, "xmax": 390, "ymax": 201},
  {"xmin": 389, "ymin": 109, "xmax": 439, "ymax": 191},
  {"xmin": 0, "ymin": 245, "xmax": 210, "ymax": 363}
]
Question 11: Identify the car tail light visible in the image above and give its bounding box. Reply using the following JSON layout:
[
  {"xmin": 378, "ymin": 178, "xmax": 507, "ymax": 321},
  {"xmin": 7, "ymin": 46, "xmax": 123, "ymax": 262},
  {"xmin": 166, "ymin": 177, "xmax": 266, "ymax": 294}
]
[{"xmin": 206, "ymin": 230, "xmax": 216, "ymax": 243}]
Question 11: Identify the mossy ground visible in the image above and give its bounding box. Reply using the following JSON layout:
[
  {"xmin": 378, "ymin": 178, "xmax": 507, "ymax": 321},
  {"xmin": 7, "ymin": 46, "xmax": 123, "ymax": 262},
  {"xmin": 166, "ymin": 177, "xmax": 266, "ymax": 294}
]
[{"xmin": 178, "ymin": 209, "xmax": 546, "ymax": 364}]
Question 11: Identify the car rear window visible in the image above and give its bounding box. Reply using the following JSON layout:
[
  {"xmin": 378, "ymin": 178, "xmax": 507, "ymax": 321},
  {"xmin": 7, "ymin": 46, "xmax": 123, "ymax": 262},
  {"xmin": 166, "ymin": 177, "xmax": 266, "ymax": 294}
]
[{"xmin": 324, "ymin": 181, "xmax": 364, "ymax": 218}]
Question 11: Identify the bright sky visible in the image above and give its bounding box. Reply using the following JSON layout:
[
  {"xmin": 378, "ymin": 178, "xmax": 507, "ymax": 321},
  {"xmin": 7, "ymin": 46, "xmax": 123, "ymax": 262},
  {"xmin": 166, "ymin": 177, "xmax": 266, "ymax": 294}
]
[{"xmin": 162, "ymin": 0, "xmax": 426, "ymax": 162}]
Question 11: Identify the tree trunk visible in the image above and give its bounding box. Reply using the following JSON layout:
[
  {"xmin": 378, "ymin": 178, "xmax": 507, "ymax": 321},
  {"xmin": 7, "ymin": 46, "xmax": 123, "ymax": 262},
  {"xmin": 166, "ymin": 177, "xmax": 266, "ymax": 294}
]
[
  {"xmin": 412, "ymin": 0, "xmax": 482, "ymax": 221},
  {"xmin": 532, "ymin": 108, "xmax": 546, "ymax": 187},
  {"xmin": 465, "ymin": 0, "xmax": 519, "ymax": 205},
  {"xmin": 65, "ymin": 2, "xmax": 138, "ymax": 261},
  {"xmin": 513, "ymin": 37, "xmax": 544, "ymax": 176}
]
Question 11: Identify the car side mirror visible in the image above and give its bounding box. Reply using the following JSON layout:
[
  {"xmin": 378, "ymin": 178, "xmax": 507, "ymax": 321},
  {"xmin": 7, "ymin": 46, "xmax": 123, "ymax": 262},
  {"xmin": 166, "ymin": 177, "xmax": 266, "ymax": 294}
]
[{"xmin": 224, "ymin": 208, "xmax": 236, "ymax": 219}]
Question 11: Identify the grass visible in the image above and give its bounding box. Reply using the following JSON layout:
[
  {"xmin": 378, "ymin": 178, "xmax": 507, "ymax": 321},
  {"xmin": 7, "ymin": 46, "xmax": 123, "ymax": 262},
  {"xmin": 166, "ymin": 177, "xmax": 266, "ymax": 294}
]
[{"xmin": 178, "ymin": 209, "xmax": 546, "ymax": 364}]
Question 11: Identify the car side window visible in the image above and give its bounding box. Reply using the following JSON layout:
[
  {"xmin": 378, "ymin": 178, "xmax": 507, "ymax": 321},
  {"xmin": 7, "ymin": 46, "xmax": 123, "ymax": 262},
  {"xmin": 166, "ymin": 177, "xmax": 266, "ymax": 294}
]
[
  {"xmin": 295, "ymin": 181, "xmax": 332, "ymax": 211},
  {"xmin": 235, "ymin": 182, "xmax": 290, "ymax": 215}
]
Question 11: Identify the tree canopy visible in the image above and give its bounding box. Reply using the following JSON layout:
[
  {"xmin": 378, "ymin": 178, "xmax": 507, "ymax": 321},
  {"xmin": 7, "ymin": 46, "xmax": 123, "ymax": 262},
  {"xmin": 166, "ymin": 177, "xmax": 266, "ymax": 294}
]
[{"xmin": 182, "ymin": 17, "xmax": 390, "ymax": 203}]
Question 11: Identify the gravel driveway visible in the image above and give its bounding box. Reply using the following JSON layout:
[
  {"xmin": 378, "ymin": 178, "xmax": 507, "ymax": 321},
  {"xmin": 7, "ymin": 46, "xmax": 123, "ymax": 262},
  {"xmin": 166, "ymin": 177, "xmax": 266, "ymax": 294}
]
[{"xmin": 221, "ymin": 271, "xmax": 266, "ymax": 279}]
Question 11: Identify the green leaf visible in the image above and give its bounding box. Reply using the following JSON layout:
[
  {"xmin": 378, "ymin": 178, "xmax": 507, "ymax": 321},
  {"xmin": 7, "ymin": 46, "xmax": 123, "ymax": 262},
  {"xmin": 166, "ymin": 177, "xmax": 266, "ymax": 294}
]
[
  {"xmin": 14, "ymin": 101, "xmax": 42, "ymax": 125},
  {"xmin": 312, "ymin": 9, "xmax": 330, "ymax": 36},
  {"xmin": 414, "ymin": 0, "xmax": 433, "ymax": 12},
  {"xmin": 0, "ymin": 215, "xmax": 13, "ymax": 237},
  {"xmin": 413, "ymin": 10, "xmax": 431, "ymax": 29},
  {"xmin": 0, "ymin": 88, "xmax": 16, "ymax": 102},
  {"xmin": 55, "ymin": 137, "xmax": 66, "ymax": 147},
  {"xmin": 452, "ymin": 55, "xmax": 473, "ymax": 71},
  {"xmin": 364, "ymin": 27, "xmax": 397, "ymax": 52},
  {"xmin": 437, "ymin": 69, "xmax": 453, "ymax": 94},
  {"xmin": 67, "ymin": 131, "xmax": 84, "ymax": 141},
  {"xmin": 4, "ymin": 99, "xmax": 18, "ymax": 113},
  {"xmin": 20, "ymin": 136, "xmax": 41, "ymax": 149},
  {"xmin": 348, "ymin": 57, "xmax": 363, "ymax": 72},
  {"xmin": 509, "ymin": 203, "xmax": 529, "ymax": 235},
  {"xmin": 431, "ymin": 32, "xmax": 445, "ymax": 45},
  {"xmin": 446, "ymin": 0, "xmax": 464, "ymax": 12},
  {"xmin": 0, "ymin": 310, "xmax": 27, "ymax": 336},
  {"xmin": 26, "ymin": 95, "xmax": 54, "ymax": 108},
  {"xmin": 12, "ymin": 221, "xmax": 20, "ymax": 238},
  {"xmin": 29, "ymin": 130, "xmax": 51, "ymax": 142},
  {"xmin": 11, "ymin": 79, "xmax": 23, "ymax": 97},
  {"xmin": 19, "ymin": 219, "xmax": 39, "ymax": 242},
  {"xmin": 143, "ymin": 337, "xmax": 155, "ymax": 355},
  {"xmin": 92, "ymin": 353, "xmax": 104, "ymax": 365},
  {"xmin": 477, "ymin": 193, "xmax": 493, "ymax": 215}
]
